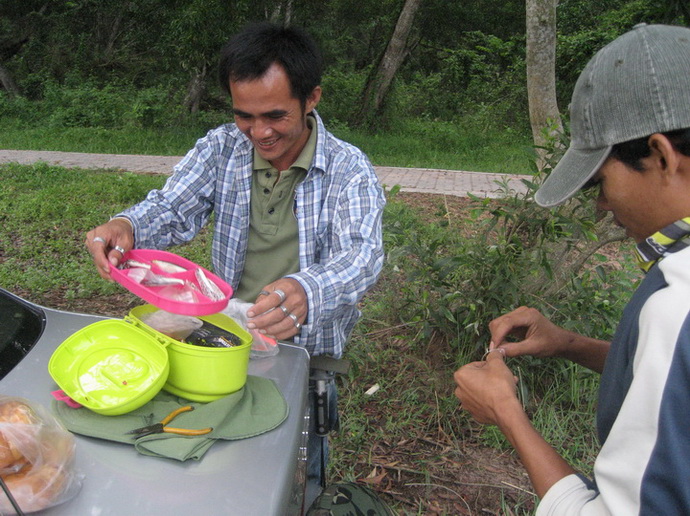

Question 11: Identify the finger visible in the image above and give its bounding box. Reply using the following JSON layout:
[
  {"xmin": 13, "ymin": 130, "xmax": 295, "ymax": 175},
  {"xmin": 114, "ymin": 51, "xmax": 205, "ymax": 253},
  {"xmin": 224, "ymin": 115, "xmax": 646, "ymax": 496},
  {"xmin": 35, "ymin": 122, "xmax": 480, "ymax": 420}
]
[
  {"xmin": 248, "ymin": 289, "xmax": 286, "ymax": 317},
  {"xmin": 86, "ymin": 236, "xmax": 115, "ymax": 279},
  {"xmin": 488, "ymin": 306, "xmax": 532, "ymax": 347},
  {"xmin": 454, "ymin": 386, "xmax": 463, "ymax": 402},
  {"xmin": 485, "ymin": 348, "xmax": 506, "ymax": 363},
  {"xmin": 258, "ymin": 318, "xmax": 299, "ymax": 340},
  {"xmin": 107, "ymin": 249, "xmax": 124, "ymax": 267},
  {"xmin": 253, "ymin": 304, "xmax": 304, "ymax": 333}
]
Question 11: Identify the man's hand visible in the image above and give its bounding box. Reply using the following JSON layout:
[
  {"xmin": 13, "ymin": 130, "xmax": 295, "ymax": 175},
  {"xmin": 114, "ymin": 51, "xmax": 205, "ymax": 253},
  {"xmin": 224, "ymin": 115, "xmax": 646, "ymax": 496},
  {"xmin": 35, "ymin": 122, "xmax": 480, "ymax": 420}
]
[
  {"xmin": 85, "ymin": 218, "xmax": 134, "ymax": 280},
  {"xmin": 246, "ymin": 278, "xmax": 307, "ymax": 340},
  {"xmin": 453, "ymin": 349, "xmax": 520, "ymax": 425},
  {"xmin": 488, "ymin": 306, "xmax": 570, "ymax": 359},
  {"xmin": 488, "ymin": 306, "xmax": 610, "ymax": 373}
]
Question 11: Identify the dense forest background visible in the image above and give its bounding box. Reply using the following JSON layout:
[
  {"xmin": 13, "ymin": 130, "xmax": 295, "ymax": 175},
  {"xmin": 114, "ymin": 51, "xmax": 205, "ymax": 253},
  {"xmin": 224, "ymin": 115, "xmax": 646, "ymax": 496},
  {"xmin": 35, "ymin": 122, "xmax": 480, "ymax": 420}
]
[{"xmin": 1, "ymin": 1, "xmax": 688, "ymax": 140}]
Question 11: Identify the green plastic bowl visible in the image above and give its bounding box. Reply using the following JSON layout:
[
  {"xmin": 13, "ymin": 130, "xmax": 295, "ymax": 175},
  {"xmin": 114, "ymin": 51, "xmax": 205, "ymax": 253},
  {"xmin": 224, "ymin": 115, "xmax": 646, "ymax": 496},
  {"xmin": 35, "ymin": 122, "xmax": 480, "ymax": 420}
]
[
  {"xmin": 127, "ymin": 305, "xmax": 252, "ymax": 402},
  {"xmin": 49, "ymin": 320, "xmax": 170, "ymax": 416}
]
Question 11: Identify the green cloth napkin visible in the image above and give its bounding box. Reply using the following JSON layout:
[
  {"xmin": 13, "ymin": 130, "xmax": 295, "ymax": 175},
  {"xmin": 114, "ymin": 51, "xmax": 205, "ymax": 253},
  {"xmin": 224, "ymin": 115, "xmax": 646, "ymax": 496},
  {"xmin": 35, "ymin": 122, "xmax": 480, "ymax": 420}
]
[{"xmin": 52, "ymin": 375, "xmax": 288, "ymax": 461}]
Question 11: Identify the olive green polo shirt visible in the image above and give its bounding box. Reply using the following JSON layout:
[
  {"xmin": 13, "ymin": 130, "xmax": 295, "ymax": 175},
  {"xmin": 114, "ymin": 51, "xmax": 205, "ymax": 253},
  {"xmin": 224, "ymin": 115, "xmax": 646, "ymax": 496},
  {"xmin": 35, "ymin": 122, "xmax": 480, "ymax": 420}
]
[{"xmin": 234, "ymin": 116, "xmax": 317, "ymax": 302}]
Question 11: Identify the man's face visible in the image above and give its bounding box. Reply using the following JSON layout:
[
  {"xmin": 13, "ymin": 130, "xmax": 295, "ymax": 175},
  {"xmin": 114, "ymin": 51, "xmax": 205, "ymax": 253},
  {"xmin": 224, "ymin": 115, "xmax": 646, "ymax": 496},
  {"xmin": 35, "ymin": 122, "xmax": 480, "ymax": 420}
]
[
  {"xmin": 594, "ymin": 155, "xmax": 667, "ymax": 242},
  {"xmin": 229, "ymin": 63, "xmax": 321, "ymax": 172}
]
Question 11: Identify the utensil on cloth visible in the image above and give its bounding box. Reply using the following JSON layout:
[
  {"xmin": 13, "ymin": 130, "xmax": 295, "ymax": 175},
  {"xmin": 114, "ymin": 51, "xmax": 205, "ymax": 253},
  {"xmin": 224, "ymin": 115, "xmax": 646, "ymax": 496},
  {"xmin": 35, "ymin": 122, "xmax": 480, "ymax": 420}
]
[
  {"xmin": 126, "ymin": 406, "xmax": 212, "ymax": 438},
  {"xmin": 53, "ymin": 377, "xmax": 289, "ymax": 462}
]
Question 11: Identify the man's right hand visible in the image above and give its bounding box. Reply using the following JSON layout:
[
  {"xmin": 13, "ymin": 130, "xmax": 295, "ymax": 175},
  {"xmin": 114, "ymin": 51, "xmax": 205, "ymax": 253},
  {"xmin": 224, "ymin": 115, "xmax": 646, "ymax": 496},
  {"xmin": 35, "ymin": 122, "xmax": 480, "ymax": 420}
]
[
  {"xmin": 85, "ymin": 218, "xmax": 134, "ymax": 281},
  {"xmin": 488, "ymin": 306, "xmax": 570, "ymax": 359},
  {"xmin": 488, "ymin": 306, "xmax": 610, "ymax": 373}
]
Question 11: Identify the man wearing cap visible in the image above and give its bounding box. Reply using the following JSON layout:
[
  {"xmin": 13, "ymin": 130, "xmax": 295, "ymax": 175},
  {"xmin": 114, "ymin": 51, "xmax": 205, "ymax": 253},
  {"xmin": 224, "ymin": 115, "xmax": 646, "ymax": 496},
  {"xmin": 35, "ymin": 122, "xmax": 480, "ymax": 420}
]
[{"xmin": 453, "ymin": 24, "xmax": 690, "ymax": 514}]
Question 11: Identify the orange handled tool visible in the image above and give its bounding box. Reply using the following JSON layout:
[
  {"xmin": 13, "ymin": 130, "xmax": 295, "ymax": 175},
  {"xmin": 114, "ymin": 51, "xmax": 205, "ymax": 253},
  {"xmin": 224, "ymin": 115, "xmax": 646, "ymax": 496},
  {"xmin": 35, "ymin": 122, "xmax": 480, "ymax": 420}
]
[{"xmin": 127, "ymin": 406, "xmax": 212, "ymax": 437}]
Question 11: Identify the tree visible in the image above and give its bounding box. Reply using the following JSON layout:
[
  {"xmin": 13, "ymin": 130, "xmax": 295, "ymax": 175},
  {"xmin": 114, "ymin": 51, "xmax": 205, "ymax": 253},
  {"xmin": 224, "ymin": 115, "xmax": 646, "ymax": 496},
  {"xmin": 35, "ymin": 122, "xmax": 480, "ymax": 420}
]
[
  {"xmin": 353, "ymin": 0, "xmax": 422, "ymax": 129},
  {"xmin": 0, "ymin": 3, "xmax": 48, "ymax": 97},
  {"xmin": 526, "ymin": 0, "xmax": 562, "ymax": 158}
]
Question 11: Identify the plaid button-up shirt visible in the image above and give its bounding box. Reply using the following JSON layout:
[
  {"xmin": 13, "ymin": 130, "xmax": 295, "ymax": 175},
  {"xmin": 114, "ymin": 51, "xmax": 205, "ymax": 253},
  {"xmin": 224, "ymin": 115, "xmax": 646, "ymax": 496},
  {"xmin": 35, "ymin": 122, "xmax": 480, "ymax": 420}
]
[{"xmin": 119, "ymin": 111, "xmax": 385, "ymax": 357}]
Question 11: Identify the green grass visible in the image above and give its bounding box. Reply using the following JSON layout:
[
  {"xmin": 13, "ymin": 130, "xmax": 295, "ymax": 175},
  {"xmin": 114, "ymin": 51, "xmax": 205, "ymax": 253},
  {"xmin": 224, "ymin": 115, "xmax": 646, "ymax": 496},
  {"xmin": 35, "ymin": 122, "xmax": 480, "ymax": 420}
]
[
  {"xmin": 0, "ymin": 162, "xmax": 212, "ymax": 305},
  {"xmin": 0, "ymin": 115, "xmax": 533, "ymax": 174},
  {"xmin": 0, "ymin": 123, "xmax": 205, "ymax": 156}
]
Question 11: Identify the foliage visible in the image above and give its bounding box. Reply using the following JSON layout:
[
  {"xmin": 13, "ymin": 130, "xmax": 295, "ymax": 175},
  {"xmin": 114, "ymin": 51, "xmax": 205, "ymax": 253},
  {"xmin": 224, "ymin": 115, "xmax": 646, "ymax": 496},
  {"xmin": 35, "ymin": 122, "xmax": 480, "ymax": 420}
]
[
  {"xmin": 380, "ymin": 129, "xmax": 640, "ymax": 468},
  {"xmin": 555, "ymin": 0, "xmax": 689, "ymax": 106},
  {"xmin": 0, "ymin": 0, "xmax": 685, "ymax": 139},
  {"xmin": 403, "ymin": 31, "xmax": 527, "ymax": 125}
]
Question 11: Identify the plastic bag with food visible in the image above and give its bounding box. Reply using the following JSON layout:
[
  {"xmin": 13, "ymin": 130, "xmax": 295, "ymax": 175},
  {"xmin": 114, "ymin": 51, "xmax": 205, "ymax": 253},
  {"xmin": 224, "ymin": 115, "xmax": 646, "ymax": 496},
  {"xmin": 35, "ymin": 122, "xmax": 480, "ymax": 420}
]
[
  {"xmin": 139, "ymin": 310, "xmax": 203, "ymax": 340},
  {"xmin": 0, "ymin": 397, "xmax": 83, "ymax": 514},
  {"xmin": 221, "ymin": 299, "xmax": 279, "ymax": 359}
]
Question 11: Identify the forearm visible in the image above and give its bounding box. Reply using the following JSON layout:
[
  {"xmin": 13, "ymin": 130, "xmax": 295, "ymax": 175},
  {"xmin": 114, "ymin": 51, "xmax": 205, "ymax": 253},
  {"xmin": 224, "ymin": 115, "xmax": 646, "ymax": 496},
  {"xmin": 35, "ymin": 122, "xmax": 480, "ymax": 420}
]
[
  {"xmin": 557, "ymin": 331, "xmax": 610, "ymax": 373},
  {"xmin": 497, "ymin": 400, "xmax": 576, "ymax": 498}
]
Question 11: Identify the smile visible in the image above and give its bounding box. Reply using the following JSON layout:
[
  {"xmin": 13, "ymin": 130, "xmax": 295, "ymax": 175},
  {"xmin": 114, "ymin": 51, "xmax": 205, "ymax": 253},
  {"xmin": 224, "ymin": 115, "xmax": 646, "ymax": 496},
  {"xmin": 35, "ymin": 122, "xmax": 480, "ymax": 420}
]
[{"xmin": 256, "ymin": 138, "xmax": 278, "ymax": 148}]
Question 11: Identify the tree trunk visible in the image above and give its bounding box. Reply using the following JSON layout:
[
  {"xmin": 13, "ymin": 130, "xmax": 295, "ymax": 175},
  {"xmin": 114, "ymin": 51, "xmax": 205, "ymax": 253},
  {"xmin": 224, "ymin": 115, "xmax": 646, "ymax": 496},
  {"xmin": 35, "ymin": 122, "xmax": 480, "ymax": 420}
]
[
  {"xmin": 269, "ymin": 0, "xmax": 293, "ymax": 26},
  {"xmin": 183, "ymin": 63, "xmax": 207, "ymax": 114},
  {"xmin": 353, "ymin": 0, "xmax": 422, "ymax": 128},
  {"xmin": 526, "ymin": 0, "xmax": 562, "ymax": 161},
  {"xmin": 0, "ymin": 63, "xmax": 21, "ymax": 97}
]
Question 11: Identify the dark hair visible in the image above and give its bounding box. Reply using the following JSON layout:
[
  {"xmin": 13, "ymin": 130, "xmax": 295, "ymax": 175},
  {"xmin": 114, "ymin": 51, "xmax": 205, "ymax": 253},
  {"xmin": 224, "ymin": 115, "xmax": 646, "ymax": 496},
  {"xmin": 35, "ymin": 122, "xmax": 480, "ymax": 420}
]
[
  {"xmin": 218, "ymin": 22, "xmax": 322, "ymax": 107},
  {"xmin": 610, "ymin": 128, "xmax": 690, "ymax": 170}
]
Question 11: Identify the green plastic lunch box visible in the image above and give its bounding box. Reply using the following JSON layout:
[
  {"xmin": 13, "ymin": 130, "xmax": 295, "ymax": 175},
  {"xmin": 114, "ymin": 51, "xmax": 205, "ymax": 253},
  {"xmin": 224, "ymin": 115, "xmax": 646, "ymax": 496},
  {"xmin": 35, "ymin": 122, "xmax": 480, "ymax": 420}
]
[{"xmin": 49, "ymin": 305, "xmax": 252, "ymax": 415}]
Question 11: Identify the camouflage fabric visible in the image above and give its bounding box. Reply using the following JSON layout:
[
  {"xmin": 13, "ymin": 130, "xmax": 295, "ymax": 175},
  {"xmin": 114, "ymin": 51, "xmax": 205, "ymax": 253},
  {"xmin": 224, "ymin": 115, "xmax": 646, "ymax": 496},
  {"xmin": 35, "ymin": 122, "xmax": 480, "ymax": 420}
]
[{"xmin": 307, "ymin": 482, "xmax": 395, "ymax": 516}]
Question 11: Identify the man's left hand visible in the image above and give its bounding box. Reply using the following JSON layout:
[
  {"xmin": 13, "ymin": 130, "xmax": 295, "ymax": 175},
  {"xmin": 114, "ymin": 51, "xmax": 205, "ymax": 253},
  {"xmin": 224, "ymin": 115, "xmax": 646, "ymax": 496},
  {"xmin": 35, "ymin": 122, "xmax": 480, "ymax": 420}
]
[
  {"xmin": 246, "ymin": 278, "xmax": 307, "ymax": 340},
  {"xmin": 453, "ymin": 349, "xmax": 520, "ymax": 426}
]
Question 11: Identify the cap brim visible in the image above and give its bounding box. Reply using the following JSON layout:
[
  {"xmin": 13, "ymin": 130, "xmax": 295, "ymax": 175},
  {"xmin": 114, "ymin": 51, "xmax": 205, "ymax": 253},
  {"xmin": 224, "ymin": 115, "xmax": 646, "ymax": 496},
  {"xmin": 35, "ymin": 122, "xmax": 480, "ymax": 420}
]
[{"xmin": 534, "ymin": 145, "xmax": 611, "ymax": 207}]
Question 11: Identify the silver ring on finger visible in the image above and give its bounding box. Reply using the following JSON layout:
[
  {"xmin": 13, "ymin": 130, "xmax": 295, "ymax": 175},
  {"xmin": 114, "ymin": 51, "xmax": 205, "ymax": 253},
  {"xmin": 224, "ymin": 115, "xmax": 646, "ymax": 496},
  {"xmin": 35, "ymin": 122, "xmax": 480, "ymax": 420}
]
[
  {"xmin": 93, "ymin": 237, "xmax": 106, "ymax": 245},
  {"xmin": 273, "ymin": 289, "xmax": 286, "ymax": 303},
  {"xmin": 280, "ymin": 305, "xmax": 289, "ymax": 317},
  {"xmin": 113, "ymin": 245, "xmax": 125, "ymax": 255},
  {"xmin": 288, "ymin": 313, "xmax": 300, "ymax": 329}
]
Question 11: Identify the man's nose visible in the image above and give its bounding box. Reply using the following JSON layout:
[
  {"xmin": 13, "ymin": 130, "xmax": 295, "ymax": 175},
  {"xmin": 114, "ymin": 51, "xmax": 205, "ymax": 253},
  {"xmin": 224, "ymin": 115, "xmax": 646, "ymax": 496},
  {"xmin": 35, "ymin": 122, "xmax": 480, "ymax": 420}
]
[
  {"xmin": 250, "ymin": 119, "xmax": 272, "ymax": 139},
  {"xmin": 595, "ymin": 189, "xmax": 610, "ymax": 211}
]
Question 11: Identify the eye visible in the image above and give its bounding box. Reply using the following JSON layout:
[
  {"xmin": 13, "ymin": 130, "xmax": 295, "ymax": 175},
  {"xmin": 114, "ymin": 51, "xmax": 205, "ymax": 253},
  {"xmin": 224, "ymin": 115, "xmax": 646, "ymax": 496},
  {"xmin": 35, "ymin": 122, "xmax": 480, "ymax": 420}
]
[{"xmin": 582, "ymin": 177, "xmax": 601, "ymax": 191}]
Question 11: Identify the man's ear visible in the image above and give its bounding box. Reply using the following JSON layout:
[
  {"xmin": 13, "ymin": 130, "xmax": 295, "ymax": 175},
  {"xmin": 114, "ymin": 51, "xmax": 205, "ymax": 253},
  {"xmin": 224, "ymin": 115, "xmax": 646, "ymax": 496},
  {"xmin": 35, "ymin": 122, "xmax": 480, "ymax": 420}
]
[
  {"xmin": 648, "ymin": 133, "xmax": 680, "ymax": 179},
  {"xmin": 305, "ymin": 86, "xmax": 322, "ymax": 113}
]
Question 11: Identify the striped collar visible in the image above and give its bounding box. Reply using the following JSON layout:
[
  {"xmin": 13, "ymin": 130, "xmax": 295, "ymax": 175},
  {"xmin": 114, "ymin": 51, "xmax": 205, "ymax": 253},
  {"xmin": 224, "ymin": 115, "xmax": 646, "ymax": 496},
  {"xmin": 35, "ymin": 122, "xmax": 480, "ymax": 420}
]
[{"xmin": 635, "ymin": 217, "xmax": 690, "ymax": 272}]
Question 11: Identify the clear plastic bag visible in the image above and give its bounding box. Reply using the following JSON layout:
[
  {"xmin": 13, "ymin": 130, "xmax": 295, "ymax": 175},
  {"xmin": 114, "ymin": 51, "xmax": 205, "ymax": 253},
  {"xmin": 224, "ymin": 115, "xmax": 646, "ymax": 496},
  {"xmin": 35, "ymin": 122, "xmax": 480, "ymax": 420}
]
[
  {"xmin": 0, "ymin": 396, "xmax": 83, "ymax": 514},
  {"xmin": 221, "ymin": 299, "xmax": 280, "ymax": 359},
  {"xmin": 140, "ymin": 310, "xmax": 203, "ymax": 340}
]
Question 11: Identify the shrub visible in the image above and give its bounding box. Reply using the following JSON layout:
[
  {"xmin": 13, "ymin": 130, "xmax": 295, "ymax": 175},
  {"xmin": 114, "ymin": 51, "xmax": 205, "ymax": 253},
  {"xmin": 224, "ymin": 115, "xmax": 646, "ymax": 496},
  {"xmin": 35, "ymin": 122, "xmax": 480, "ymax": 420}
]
[{"xmin": 382, "ymin": 129, "xmax": 640, "ymax": 390}]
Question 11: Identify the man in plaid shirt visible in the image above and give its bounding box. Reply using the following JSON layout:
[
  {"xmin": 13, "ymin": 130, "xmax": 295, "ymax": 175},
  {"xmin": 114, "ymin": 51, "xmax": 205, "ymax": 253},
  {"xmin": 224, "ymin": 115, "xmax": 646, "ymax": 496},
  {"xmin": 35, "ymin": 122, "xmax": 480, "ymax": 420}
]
[{"xmin": 86, "ymin": 22, "xmax": 385, "ymax": 493}]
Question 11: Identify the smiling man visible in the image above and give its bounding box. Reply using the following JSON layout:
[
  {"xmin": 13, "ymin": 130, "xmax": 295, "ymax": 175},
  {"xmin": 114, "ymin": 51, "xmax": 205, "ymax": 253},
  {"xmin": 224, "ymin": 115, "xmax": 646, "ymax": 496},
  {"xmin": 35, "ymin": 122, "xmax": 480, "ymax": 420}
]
[
  {"xmin": 85, "ymin": 22, "xmax": 385, "ymax": 492},
  {"xmin": 453, "ymin": 24, "xmax": 690, "ymax": 514}
]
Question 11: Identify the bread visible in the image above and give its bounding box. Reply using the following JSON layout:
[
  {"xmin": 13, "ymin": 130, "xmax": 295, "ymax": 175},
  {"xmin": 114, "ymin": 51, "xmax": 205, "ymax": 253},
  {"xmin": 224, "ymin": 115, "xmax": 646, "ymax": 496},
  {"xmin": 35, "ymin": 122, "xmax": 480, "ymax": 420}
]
[
  {"xmin": 0, "ymin": 399, "xmax": 74, "ymax": 513},
  {"xmin": 2, "ymin": 463, "xmax": 68, "ymax": 513},
  {"xmin": 0, "ymin": 401, "xmax": 37, "ymax": 471}
]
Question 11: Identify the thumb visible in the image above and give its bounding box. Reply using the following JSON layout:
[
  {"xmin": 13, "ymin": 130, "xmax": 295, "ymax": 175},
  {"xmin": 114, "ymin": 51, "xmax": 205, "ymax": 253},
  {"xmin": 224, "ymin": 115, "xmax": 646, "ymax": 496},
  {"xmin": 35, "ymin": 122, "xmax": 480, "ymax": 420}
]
[{"xmin": 485, "ymin": 347, "xmax": 506, "ymax": 363}]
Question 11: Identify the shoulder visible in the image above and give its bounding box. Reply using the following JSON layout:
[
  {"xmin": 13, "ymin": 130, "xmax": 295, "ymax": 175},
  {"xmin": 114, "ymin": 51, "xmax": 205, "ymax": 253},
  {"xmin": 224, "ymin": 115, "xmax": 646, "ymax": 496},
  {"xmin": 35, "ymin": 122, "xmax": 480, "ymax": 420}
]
[
  {"xmin": 193, "ymin": 123, "xmax": 249, "ymax": 152},
  {"xmin": 313, "ymin": 113, "xmax": 377, "ymax": 182},
  {"xmin": 173, "ymin": 123, "xmax": 252, "ymax": 174}
]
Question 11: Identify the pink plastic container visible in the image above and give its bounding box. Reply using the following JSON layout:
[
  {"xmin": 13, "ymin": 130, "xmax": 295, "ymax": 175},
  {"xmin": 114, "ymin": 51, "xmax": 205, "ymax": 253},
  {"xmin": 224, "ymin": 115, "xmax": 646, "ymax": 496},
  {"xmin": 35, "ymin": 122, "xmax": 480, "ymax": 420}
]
[{"xmin": 109, "ymin": 249, "xmax": 232, "ymax": 316}]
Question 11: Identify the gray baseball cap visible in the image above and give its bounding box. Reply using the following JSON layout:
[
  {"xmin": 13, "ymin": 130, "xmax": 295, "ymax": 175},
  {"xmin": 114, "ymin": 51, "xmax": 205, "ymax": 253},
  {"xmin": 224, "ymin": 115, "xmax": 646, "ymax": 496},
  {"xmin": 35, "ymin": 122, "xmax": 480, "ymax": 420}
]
[{"xmin": 535, "ymin": 23, "xmax": 690, "ymax": 207}]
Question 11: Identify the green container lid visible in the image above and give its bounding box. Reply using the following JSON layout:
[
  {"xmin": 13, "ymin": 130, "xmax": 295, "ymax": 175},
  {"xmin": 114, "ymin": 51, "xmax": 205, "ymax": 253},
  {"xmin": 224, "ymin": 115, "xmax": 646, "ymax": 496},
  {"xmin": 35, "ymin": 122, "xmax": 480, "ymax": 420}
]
[{"xmin": 49, "ymin": 319, "xmax": 169, "ymax": 416}]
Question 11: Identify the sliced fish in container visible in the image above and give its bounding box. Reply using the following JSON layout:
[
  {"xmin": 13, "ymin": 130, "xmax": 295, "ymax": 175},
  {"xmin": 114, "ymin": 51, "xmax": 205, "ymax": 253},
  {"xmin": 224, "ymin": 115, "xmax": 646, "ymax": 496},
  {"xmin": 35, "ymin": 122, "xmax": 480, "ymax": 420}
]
[{"xmin": 195, "ymin": 269, "xmax": 225, "ymax": 301}]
